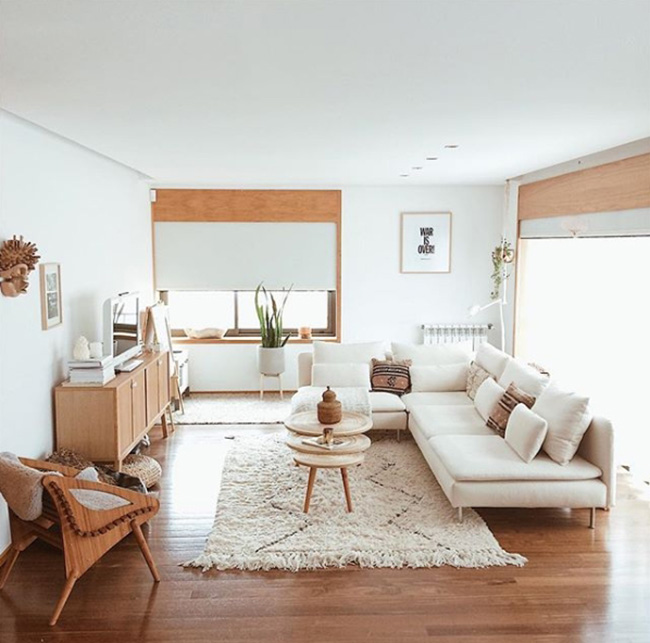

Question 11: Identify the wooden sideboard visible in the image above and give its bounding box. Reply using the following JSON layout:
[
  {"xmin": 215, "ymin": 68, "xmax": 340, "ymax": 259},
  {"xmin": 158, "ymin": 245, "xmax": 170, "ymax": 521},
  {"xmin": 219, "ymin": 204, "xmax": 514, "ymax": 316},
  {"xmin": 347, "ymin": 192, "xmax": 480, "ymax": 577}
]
[{"xmin": 54, "ymin": 351, "xmax": 173, "ymax": 470}]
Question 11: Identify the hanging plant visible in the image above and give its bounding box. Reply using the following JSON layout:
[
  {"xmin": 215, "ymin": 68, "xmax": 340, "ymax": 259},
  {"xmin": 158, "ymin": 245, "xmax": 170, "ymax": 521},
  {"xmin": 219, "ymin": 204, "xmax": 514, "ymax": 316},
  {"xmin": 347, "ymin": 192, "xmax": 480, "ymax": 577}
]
[{"xmin": 490, "ymin": 237, "xmax": 515, "ymax": 301}]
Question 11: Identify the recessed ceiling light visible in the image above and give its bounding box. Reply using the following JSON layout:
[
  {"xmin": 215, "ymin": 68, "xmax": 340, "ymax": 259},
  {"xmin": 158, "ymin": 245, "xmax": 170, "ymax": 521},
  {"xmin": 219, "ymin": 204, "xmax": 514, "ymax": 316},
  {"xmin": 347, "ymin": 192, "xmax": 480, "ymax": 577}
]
[
  {"xmin": 412, "ymin": 166, "xmax": 423, "ymax": 170},
  {"xmin": 399, "ymin": 174, "xmax": 410, "ymax": 177},
  {"xmin": 444, "ymin": 144, "xmax": 459, "ymax": 149},
  {"xmin": 426, "ymin": 157, "xmax": 438, "ymax": 161}
]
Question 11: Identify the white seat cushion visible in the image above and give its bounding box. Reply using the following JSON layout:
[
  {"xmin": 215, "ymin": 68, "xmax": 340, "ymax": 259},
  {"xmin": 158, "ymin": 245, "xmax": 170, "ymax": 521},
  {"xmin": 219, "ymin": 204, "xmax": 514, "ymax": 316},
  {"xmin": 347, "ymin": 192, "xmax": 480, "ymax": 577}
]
[
  {"xmin": 369, "ymin": 391, "xmax": 406, "ymax": 412},
  {"xmin": 430, "ymin": 435, "xmax": 602, "ymax": 482},
  {"xmin": 409, "ymin": 405, "xmax": 492, "ymax": 439},
  {"xmin": 402, "ymin": 391, "xmax": 473, "ymax": 411}
]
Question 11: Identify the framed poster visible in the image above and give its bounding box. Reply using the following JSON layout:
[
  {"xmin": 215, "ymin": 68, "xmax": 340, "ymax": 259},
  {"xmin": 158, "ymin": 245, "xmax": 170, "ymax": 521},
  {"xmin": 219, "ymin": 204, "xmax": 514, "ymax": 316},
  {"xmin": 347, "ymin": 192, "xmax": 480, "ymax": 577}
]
[
  {"xmin": 39, "ymin": 263, "xmax": 62, "ymax": 329},
  {"xmin": 400, "ymin": 212, "xmax": 452, "ymax": 273}
]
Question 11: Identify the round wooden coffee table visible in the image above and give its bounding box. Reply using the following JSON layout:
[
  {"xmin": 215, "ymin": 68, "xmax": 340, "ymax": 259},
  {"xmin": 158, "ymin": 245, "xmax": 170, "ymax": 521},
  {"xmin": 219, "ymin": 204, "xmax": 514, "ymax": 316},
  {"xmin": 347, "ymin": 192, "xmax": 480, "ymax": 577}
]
[
  {"xmin": 285, "ymin": 411, "xmax": 372, "ymax": 437},
  {"xmin": 284, "ymin": 411, "xmax": 373, "ymax": 513}
]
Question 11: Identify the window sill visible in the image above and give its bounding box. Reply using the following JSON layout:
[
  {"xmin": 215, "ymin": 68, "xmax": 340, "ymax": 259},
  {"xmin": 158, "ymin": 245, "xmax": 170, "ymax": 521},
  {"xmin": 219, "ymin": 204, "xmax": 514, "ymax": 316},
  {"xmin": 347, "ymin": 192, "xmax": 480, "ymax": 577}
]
[{"xmin": 171, "ymin": 337, "xmax": 338, "ymax": 345}]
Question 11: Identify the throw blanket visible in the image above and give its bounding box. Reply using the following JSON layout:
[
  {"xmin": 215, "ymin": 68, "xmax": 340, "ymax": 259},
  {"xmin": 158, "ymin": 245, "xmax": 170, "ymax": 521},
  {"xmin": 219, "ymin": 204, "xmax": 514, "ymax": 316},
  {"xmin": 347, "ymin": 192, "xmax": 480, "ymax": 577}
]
[
  {"xmin": 291, "ymin": 386, "xmax": 371, "ymax": 417},
  {"xmin": 0, "ymin": 452, "xmax": 103, "ymax": 521},
  {"xmin": 0, "ymin": 452, "xmax": 61, "ymax": 521}
]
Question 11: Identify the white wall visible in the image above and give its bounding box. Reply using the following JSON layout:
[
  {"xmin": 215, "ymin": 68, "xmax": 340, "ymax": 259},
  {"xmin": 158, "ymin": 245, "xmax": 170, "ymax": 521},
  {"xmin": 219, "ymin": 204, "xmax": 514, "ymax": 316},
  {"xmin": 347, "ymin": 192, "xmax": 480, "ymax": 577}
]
[
  {"xmin": 182, "ymin": 185, "xmax": 504, "ymax": 391},
  {"xmin": 0, "ymin": 112, "xmax": 153, "ymax": 552}
]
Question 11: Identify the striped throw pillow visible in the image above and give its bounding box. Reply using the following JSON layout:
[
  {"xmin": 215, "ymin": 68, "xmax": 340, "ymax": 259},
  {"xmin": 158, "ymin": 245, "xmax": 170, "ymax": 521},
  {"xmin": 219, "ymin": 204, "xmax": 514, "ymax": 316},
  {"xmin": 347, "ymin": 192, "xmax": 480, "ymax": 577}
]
[
  {"xmin": 487, "ymin": 382, "xmax": 536, "ymax": 437},
  {"xmin": 371, "ymin": 359, "xmax": 412, "ymax": 396}
]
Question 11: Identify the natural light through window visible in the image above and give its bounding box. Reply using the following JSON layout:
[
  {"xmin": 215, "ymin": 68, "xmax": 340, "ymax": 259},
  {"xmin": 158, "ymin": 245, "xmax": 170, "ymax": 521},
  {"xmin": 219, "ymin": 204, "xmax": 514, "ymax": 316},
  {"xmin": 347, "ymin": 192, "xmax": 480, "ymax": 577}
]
[
  {"xmin": 516, "ymin": 237, "xmax": 650, "ymax": 480},
  {"xmin": 163, "ymin": 290, "xmax": 334, "ymax": 336}
]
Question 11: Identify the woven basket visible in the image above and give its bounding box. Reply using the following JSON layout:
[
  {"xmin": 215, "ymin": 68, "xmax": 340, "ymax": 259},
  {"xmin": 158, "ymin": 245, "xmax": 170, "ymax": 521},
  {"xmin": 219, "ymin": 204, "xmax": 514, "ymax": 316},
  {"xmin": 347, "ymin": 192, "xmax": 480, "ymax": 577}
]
[{"xmin": 122, "ymin": 454, "xmax": 162, "ymax": 489}]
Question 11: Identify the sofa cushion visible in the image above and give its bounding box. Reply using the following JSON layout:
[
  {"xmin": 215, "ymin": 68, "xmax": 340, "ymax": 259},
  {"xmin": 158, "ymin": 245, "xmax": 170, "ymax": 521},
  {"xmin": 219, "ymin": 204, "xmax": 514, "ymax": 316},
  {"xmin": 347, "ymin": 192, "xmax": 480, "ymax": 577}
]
[
  {"xmin": 391, "ymin": 342, "xmax": 472, "ymax": 365},
  {"xmin": 505, "ymin": 405, "xmax": 548, "ymax": 463},
  {"xmin": 486, "ymin": 382, "xmax": 536, "ymax": 438},
  {"xmin": 533, "ymin": 384, "xmax": 593, "ymax": 466},
  {"xmin": 466, "ymin": 362, "xmax": 493, "ymax": 400},
  {"xmin": 410, "ymin": 363, "xmax": 468, "ymax": 392},
  {"xmin": 474, "ymin": 378, "xmax": 506, "ymax": 422},
  {"xmin": 369, "ymin": 391, "xmax": 406, "ymax": 413},
  {"xmin": 474, "ymin": 343, "xmax": 510, "ymax": 379},
  {"xmin": 312, "ymin": 362, "xmax": 370, "ymax": 388},
  {"xmin": 498, "ymin": 359, "xmax": 549, "ymax": 397},
  {"xmin": 409, "ymin": 405, "xmax": 492, "ymax": 440},
  {"xmin": 313, "ymin": 341, "xmax": 386, "ymax": 364},
  {"xmin": 429, "ymin": 435, "xmax": 602, "ymax": 481},
  {"xmin": 370, "ymin": 358, "xmax": 411, "ymax": 395},
  {"xmin": 402, "ymin": 391, "xmax": 473, "ymax": 411}
]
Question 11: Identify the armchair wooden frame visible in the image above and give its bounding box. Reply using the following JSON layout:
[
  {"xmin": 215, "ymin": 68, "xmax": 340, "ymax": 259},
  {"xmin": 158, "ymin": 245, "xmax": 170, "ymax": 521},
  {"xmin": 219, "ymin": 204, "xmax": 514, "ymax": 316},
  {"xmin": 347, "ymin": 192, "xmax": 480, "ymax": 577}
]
[{"xmin": 0, "ymin": 458, "xmax": 160, "ymax": 626}]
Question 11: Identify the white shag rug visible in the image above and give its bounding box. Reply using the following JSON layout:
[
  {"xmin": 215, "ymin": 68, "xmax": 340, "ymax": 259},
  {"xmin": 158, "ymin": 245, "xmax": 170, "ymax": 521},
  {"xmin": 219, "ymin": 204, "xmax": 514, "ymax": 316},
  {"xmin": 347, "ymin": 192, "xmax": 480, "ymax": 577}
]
[
  {"xmin": 185, "ymin": 434, "xmax": 527, "ymax": 571},
  {"xmin": 174, "ymin": 394, "xmax": 292, "ymax": 425}
]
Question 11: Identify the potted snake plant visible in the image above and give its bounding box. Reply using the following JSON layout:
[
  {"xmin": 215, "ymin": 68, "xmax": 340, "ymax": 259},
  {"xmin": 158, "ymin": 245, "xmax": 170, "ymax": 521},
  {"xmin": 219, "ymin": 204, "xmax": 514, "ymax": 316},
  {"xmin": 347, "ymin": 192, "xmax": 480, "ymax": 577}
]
[{"xmin": 255, "ymin": 283, "xmax": 292, "ymax": 376}]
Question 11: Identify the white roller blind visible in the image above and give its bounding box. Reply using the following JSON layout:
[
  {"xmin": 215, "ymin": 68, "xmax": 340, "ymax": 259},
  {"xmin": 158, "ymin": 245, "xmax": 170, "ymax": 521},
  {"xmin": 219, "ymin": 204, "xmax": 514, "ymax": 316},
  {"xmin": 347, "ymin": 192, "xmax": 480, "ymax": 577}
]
[
  {"xmin": 154, "ymin": 222, "xmax": 337, "ymax": 290},
  {"xmin": 520, "ymin": 209, "xmax": 650, "ymax": 239}
]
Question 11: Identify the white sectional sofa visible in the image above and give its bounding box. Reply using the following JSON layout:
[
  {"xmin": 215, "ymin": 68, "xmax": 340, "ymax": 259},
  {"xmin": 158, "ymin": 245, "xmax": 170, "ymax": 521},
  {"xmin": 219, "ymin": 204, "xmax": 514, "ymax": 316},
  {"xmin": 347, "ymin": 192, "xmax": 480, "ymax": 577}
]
[{"xmin": 295, "ymin": 341, "xmax": 615, "ymax": 528}]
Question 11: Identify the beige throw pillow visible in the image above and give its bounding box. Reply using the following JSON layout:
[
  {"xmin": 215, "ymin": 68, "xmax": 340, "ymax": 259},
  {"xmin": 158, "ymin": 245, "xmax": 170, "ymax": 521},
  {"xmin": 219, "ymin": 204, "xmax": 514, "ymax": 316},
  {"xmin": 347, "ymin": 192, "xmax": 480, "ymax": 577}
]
[
  {"xmin": 533, "ymin": 385, "xmax": 592, "ymax": 466},
  {"xmin": 505, "ymin": 404, "xmax": 548, "ymax": 463},
  {"xmin": 487, "ymin": 383, "xmax": 536, "ymax": 438},
  {"xmin": 466, "ymin": 362, "xmax": 492, "ymax": 400},
  {"xmin": 410, "ymin": 363, "xmax": 469, "ymax": 392},
  {"xmin": 473, "ymin": 378, "xmax": 506, "ymax": 422}
]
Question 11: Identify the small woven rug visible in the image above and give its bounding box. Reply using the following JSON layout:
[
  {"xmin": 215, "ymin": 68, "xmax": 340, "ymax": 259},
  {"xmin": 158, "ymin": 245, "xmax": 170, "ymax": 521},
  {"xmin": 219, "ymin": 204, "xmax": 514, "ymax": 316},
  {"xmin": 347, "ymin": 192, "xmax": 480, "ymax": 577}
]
[
  {"xmin": 185, "ymin": 433, "xmax": 526, "ymax": 571},
  {"xmin": 174, "ymin": 393, "xmax": 292, "ymax": 425}
]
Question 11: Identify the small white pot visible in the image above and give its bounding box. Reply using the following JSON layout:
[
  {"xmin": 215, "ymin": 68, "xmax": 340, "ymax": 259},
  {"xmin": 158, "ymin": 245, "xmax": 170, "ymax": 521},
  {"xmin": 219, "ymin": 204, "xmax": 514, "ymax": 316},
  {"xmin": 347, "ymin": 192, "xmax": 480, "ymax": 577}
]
[{"xmin": 258, "ymin": 346, "xmax": 286, "ymax": 375}]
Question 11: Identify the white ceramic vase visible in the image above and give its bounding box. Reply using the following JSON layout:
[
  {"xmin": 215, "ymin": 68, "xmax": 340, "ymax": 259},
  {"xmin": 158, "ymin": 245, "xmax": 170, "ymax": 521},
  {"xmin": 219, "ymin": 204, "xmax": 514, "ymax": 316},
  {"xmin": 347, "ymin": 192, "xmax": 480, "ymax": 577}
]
[{"xmin": 258, "ymin": 346, "xmax": 286, "ymax": 375}]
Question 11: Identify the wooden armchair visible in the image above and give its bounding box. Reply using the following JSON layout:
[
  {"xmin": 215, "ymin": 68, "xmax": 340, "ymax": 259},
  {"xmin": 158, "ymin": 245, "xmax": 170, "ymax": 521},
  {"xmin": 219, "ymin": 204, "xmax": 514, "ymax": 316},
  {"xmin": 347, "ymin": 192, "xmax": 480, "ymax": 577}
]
[{"xmin": 0, "ymin": 458, "xmax": 160, "ymax": 625}]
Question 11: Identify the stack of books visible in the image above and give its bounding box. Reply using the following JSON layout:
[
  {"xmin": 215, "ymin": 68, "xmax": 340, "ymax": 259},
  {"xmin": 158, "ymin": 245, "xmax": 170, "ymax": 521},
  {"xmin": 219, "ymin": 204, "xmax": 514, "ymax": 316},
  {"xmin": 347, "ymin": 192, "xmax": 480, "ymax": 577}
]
[{"xmin": 68, "ymin": 356, "xmax": 115, "ymax": 386}]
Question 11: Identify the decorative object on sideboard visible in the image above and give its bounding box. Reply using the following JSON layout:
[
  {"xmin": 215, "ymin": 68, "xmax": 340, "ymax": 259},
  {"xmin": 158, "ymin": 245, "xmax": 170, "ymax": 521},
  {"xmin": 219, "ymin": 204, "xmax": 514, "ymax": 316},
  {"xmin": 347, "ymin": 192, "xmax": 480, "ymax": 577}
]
[
  {"xmin": 317, "ymin": 386, "xmax": 342, "ymax": 425},
  {"xmin": 72, "ymin": 336, "xmax": 91, "ymax": 360},
  {"xmin": 255, "ymin": 282, "xmax": 292, "ymax": 377},
  {"xmin": 0, "ymin": 235, "xmax": 40, "ymax": 297},
  {"xmin": 400, "ymin": 212, "xmax": 452, "ymax": 274},
  {"xmin": 89, "ymin": 341, "xmax": 103, "ymax": 359},
  {"xmin": 184, "ymin": 327, "xmax": 225, "ymax": 339},
  {"xmin": 468, "ymin": 237, "xmax": 515, "ymax": 350},
  {"xmin": 39, "ymin": 263, "xmax": 62, "ymax": 329}
]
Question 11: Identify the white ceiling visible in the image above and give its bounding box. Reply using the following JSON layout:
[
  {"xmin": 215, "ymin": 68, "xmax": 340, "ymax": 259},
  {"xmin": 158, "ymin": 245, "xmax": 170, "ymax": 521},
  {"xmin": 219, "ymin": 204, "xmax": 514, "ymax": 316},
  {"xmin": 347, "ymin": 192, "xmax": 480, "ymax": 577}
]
[{"xmin": 1, "ymin": 0, "xmax": 649, "ymax": 186}]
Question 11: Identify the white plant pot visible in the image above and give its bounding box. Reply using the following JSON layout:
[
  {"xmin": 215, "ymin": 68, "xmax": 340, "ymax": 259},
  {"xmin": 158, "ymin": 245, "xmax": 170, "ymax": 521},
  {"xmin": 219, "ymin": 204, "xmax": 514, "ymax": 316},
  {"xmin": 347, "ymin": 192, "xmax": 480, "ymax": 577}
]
[{"xmin": 258, "ymin": 346, "xmax": 286, "ymax": 375}]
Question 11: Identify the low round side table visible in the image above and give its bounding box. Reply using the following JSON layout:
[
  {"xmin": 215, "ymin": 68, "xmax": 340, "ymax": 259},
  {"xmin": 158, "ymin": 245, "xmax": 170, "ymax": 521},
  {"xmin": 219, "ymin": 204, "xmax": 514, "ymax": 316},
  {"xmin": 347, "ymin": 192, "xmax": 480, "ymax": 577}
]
[{"xmin": 284, "ymin": 411, "xmax": 373, "ymax": 513}]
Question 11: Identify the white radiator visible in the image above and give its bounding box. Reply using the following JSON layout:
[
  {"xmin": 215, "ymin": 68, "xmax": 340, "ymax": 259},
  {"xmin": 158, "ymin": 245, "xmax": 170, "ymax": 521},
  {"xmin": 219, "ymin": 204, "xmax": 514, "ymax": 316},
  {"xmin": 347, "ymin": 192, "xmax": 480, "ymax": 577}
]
[{"xmin": 421, "ymin": 324, "xmax": 492, "ymax": 350}]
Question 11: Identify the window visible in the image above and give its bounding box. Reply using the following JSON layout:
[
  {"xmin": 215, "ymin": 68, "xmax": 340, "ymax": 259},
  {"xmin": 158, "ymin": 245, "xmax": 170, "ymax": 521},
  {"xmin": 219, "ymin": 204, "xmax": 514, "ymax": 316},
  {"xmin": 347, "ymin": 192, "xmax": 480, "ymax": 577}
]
[
  {"xmin": 161, "ymin": 290, "xmax": 336, "ymax": 338},
  {"xmin": 515, "ymin": 236, "xmax": 650, "ymax": 481}
]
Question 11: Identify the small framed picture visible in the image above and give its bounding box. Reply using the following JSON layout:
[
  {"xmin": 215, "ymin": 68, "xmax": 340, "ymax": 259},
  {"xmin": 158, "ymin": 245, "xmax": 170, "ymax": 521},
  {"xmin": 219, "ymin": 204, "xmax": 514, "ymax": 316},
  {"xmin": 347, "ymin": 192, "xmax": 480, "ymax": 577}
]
[
  {"xmin": 400, "ymin": 212, "xmax": 452, "ymax": 273},
  {"xmin": 40, "ymin": 263, "xmax": 62, "ymax": 329}
]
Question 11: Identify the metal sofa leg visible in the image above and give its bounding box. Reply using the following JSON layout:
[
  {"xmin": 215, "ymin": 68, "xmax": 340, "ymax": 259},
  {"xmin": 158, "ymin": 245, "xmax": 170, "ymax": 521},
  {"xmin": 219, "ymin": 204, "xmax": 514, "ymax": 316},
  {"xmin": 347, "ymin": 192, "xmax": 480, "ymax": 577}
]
[
  {"xmin": 589, "ymin": 507, "xmax": 596, "ymax": 529},
  {"xmin": 457, "ymin": 507, "xmax": 463, "ymax": 523}
]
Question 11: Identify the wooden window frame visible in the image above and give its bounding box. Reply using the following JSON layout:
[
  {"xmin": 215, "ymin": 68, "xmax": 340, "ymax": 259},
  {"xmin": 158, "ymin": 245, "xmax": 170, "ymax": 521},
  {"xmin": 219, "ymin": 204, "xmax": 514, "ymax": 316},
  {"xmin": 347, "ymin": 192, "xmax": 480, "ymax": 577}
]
[{"xmin": 160, "ymin": 289, "xmax": 337, "ymax": 339}]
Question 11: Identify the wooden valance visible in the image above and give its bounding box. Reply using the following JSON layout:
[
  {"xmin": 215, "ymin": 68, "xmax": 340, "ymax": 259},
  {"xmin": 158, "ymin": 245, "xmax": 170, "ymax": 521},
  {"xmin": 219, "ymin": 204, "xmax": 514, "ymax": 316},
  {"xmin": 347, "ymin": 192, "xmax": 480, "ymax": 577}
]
[{"xmin": 518, "ymin": 153, "xmax": 650, "ymax": 220}]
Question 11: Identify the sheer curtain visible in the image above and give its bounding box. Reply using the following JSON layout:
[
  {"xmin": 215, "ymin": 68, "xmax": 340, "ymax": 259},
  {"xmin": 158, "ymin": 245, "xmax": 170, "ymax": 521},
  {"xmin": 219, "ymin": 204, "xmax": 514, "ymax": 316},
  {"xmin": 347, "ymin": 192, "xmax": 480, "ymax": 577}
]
[{"xmin": 515, "ymin": 236, "xmax": 650, "ymax": 480}]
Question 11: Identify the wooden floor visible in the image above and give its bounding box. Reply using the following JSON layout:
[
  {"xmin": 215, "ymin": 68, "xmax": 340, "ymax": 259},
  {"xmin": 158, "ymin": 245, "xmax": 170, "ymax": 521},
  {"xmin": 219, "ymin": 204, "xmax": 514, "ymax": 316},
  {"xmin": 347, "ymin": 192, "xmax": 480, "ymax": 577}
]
[{"xmin": 1, "ymin": 424, "xmax": 649, "ymax": 643}]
